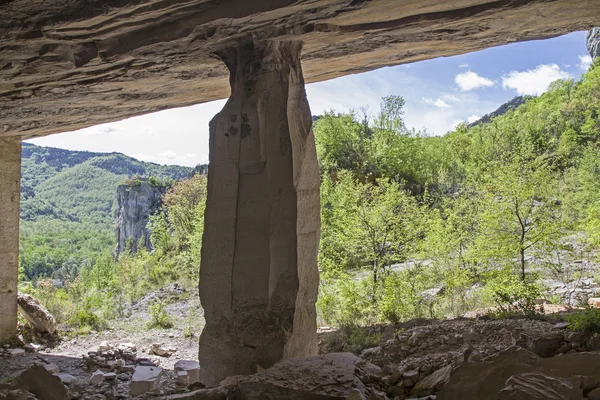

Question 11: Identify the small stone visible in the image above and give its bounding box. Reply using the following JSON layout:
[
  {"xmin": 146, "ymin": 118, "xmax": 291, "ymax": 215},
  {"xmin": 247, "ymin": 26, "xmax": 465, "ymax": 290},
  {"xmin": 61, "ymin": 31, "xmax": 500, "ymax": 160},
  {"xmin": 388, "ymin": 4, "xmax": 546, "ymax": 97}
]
[
  {"xmin": 553, "ymin": 322, "xmax": 569, "ymax": 330},
  {"xmin": 463, "ymin": 332, "xmax": 480, "ymax": 343},
  {"xmin": 56, "ymin": 373, "xmax": 78, "ymax": 385},
  {"xmin": 90, "ymin": 370, "xmax": 105, "ymax": 385},
  {"xmin": 565, "ymin": 332, "xmax": 583, "ymax": 343},
  {"xmin": 174, "ymin": 360, "xmax": 200, "ymax": 385},
  {"xmin": 346, "ymin": 389, "xmax": 366, "ymax": 400},
  {"xmin": 555, "ymin": 343, "xmax": 570, "ymax": 354},
  {"xmin": 151, "ymin": 343, "xmax": 177, "ymax": 357},
  {"xmin": 130, "ymin": 366, "xmax": 164, "ymax": 397},
  {"xmin": 10, "ymin": 348, "xmax": 25, "ymax": 357},
  {"xmin": 176, "ymin": 371, "xmax": 189, "ymax": 386},
  {"xmin": 43, "ymin": 363, "xmax": 60, "ymax": 375},
  {"xmin": 468, "ymin": 351, "xmax": 483, "ymax": 363},
  {"xmin": 24, "ymin": 343, "xmax": 42, "ymax": 352},
  {"xmin": 99, "ymin": 341, "xmax": 113, "ymax": 351},
  {"xmin": 104, "ymin": 373, "xmax": 117, "ymax": 381}
]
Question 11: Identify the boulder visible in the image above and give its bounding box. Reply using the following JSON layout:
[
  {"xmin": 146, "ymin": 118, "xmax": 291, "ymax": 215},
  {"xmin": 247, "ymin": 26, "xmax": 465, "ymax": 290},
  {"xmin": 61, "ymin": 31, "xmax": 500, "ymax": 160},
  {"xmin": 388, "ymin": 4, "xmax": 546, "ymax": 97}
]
[
  {"xmin": 513, "ymin": 332, "xmax": 564, "ymax": 358},
  {"xmin": 16, "ymin": 363, "xmax": 69, "ymax": 400},
  {"xmin": 231, "ymin": 353, "xmax": 367, "ymax": 400},
  {"xmin": 90, "ymin": 370, "xmax": 105, "ymax": 385},
  {"xmin": 411, "ymin": 365, "xmax": 452, "ymax": 397},
  {"xmin": 588, "ymin": 388, "xmax": 600, "ymax": 400},
  {"xmin": 17, "ymin": 293, "xmax": 57, "ymax": 334},
  {"xmin": 130, "ymin": 366, "xmax": 164, "ymax": 397},
  {"xmin": 438, "ymin": 348, "xmax": 600, "ymax": 400},
  {"xmin": 497, "ymin": 373, "xmax": 583, "ymax": 400}
]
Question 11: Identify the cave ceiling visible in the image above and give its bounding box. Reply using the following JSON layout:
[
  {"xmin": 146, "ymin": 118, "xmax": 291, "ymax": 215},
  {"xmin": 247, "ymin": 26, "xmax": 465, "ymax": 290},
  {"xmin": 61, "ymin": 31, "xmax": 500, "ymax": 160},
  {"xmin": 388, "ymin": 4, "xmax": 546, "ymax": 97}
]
[{"xmin": 1, "ymin": 0, "xmax": 599, "ymax": 139}]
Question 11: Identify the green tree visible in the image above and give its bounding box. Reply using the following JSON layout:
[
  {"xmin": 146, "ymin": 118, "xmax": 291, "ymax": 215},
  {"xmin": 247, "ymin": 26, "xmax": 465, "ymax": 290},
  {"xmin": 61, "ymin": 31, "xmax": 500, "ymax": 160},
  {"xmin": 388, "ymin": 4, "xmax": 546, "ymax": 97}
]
[{"xmin": 477, "ymin": 154, "xmax": 563, "ymax": 280}]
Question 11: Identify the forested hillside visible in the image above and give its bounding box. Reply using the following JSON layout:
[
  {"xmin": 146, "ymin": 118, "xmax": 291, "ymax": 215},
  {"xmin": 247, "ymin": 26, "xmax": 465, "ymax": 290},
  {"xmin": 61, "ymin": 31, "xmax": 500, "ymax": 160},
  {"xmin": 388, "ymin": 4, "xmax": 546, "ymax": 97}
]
[
  {"xmin": 19, "ymin": 143, "xmax": 192, "ymax": 280},
  {"xmin": 315, "ymin": 60, "xmax": 600, "ymax": 326}
]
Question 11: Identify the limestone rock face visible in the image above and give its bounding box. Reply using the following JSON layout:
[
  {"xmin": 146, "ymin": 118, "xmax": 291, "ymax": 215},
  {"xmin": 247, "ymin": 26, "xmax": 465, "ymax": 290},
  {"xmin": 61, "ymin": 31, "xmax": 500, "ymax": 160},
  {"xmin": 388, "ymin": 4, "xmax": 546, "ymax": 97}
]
[
  {"xmin": 1, "ymin": 0, "xmax": 600, "ymax": 139},
  {"xmin": 115, "ymin": 179, "xmax": 165, "ymax": 256},
  {"xmin": 588, "ymin": 28, "xmax": 600, "ymax": 60},
  {"xmin": 17, "ymin": 293, "xmax": 57, "ymax": 334},
  {"xmin": 198, "ymin": 39, "xmax": 320, "ymax": 386}
]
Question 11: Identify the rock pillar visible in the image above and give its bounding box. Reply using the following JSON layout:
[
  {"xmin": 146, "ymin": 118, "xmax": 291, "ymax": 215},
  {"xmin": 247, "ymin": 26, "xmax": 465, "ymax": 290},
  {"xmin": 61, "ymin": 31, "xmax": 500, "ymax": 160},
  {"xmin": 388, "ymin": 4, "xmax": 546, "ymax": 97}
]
[
  {"xmin": 199, "ymin": 40, "xmax": 320, "ymax": 386},
  {"xmin": 0, "ymin": 138, "xmax": 21, "ymax": 343}
]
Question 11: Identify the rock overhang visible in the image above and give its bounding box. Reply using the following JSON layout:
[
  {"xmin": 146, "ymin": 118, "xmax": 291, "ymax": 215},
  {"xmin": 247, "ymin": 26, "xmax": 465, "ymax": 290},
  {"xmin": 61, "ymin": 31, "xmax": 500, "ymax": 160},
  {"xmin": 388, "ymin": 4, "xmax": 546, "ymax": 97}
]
[{"xmin": 1, "ymin": 0, "xmax": 600, "ymax": 139}]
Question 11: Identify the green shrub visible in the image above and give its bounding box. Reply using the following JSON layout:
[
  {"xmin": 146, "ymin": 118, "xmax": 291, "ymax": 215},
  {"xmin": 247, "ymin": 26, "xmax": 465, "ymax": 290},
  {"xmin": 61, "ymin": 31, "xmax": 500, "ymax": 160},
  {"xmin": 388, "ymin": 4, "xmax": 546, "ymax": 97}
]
[
  {"xmin": 317, "ymin": 276, "xmax": 379, "ymax": 328},
  {"xmin": 69, "ymin": 293, "xmax": 106, "ymax": 331},
  {"xmin": 70, "ymin": 308, "xmax": 102, "ymax": 330},
  {"xmin": 379, "ymin": 270, "xmax": 426, "ymax": 324},
  {"xmin": 324, "ymin": 325, "xmax": 381, "ymax": 354},
  {"xmin": 567, "ymin": 308, "xmax": 600, "ymax": 335},
  {"xmin": 483, "ymin": 269, "xmax": 543, "ymax": 318},
  {"xmin": 147, "ymin": 299, "xmax": 173, "ymax": 329}
]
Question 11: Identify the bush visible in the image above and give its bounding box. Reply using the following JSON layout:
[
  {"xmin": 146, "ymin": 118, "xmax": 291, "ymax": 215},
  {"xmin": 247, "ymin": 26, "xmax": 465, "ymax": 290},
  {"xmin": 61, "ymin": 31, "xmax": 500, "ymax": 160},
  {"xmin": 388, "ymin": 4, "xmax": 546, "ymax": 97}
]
[
  {"xmin": 378, "ymin": 270, "xmax": 426, "ymax": 324},
  {"xmin": 69, "ymin": 294, "xmax": 106, "ymax": 331},
  {"xmin": 147, "ymin": 299, "xmax": 173, "ymax": 329},
  {"xmin": 484, "ymin": 269, "xmax": 544, "ymax": 318},
  {"xmin": 317, "ymin": 276, "xmax": 378, "ymax": 328},
  {"xmin": 567, "ymin": 308, "xmax": 600, "ymax": 335},
  {"xmin": 324, "ymin": 325, "xmax": 381, "ymax": 354}
]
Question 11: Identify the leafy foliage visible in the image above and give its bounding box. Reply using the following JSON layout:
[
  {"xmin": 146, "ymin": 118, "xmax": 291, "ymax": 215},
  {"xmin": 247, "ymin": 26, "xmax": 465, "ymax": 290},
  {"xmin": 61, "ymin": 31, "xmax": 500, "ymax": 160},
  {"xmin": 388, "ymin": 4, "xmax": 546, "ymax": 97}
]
[{"xmin": 316, "ymin": 64, "xmax": 600, "ymax": 328}]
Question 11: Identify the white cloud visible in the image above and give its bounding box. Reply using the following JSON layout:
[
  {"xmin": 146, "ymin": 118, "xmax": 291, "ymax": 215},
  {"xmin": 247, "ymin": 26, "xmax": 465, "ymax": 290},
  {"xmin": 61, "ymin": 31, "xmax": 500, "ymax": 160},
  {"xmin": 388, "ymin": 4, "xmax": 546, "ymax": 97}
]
[
  {"xmin": 423, "ymin": 94, "xmax": 461, "ymax": 110},
  {"xmin": 423, "ymin": 97, "xmax": 451, "ymax": 109},
  {"xmin": 501, "ymin": 64, "xmax": 572, "ymax": 95},
  {"xmin": 459, "ymin": 63, "xmax": 469, "ymax": 68},
  {"xmin": 455, "ymin": 71, "xmax": 495, "ymax": 91},
  {"xmin": 467, "ymin": 115, "xmax": 481, "ymax": 123},
  {"xmin": 578, "ymin": 55, "xmax": 593, "ymax": 70}
]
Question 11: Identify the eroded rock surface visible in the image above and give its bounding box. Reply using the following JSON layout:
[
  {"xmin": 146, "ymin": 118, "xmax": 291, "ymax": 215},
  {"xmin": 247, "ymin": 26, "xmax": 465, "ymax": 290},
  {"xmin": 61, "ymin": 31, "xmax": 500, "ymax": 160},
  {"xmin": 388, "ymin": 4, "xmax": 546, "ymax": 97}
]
[
  {"xmin": 1, "ymin": 1, "xmax": 600, "ymax": 138},
  {"xmin": 16, "ymin": 293, "xmax": 57, "ymax": 335},
  {"xmin": 115, "ymin": 179, "xmax": 166, "ymax": 256},
  {"xmin": 198, "ymin": 38, "xmax": 320, "ymax": 386},
  {"xmin": 588, "ymin": 28, "xmax": 600, "ymax": 60}
]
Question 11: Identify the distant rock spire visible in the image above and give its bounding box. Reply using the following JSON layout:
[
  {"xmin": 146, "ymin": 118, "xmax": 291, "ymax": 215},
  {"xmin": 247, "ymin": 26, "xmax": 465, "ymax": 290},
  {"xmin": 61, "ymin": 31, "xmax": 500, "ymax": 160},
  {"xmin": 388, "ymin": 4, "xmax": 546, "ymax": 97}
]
[{"xmin": 587, "ymin": 28, "xmax": 600, "ymax": 60}]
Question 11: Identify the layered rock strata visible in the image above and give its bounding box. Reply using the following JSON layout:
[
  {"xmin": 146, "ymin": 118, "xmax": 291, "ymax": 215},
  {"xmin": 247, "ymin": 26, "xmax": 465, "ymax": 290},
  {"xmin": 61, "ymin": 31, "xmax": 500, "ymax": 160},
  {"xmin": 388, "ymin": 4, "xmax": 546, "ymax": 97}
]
[
  {"xmin": 1, "ymin": 0, "xmax": 600, "ymax": 139},
  {"xmin": 198, "ymin": 39, "xmax": 320, "ymax": 386}
]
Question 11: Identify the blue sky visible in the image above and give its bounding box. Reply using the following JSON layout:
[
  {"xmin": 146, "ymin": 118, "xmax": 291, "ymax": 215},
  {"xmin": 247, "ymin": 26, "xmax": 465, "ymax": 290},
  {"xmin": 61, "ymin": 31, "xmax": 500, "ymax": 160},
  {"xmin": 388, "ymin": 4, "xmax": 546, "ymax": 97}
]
[{"xmin": 29, "ymin": 31, "xmax": 593, "ymax": 167}]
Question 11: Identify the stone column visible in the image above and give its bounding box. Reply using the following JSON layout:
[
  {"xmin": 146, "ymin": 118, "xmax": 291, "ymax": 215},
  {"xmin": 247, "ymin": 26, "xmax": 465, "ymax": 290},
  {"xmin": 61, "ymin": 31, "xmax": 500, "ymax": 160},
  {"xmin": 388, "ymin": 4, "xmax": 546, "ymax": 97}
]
[
  {"xmin": 0, "ymin": 138, "xmax": 21, "ymax": 343},
  {"xmin": 199, "ymin": 40, "xmax": 320, "ymax": 386}
]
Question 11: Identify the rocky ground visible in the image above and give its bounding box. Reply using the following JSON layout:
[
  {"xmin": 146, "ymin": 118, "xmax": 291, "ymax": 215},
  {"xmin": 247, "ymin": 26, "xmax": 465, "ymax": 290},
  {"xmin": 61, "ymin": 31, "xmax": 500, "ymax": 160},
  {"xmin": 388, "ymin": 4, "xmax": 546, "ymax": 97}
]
[{"xmin": 3, "ymin": 286, "xmax": 600, "ymax": 399}]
